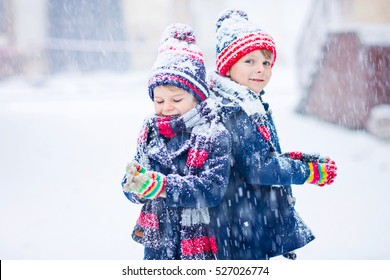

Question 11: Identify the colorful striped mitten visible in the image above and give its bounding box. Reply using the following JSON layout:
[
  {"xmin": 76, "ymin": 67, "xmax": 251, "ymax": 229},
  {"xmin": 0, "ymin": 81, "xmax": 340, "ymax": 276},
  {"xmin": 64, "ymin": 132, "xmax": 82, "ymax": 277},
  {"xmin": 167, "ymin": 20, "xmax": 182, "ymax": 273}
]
[
  {"xmin": 124, "ymin": 161, "xmax": 166, "ymax": 199},
  {"xmin": 305, "ymin": 161, "xmax": 337, "ymax": 187},
  {"xmin": 281, "ymin": 151, "xmax": 338, "ymax": 186}
]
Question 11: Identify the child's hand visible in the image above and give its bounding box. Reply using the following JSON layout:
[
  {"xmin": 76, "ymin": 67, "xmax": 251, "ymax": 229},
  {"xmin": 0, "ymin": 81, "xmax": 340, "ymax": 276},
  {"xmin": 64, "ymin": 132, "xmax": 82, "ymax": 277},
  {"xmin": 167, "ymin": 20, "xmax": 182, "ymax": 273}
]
[
  {"xmin": 123, "ymin": 161, "xmax": 166, "ymax": 199},
  {"xmin": 305, "ymin": 161, "xmax": 338, "ymax": 186},
  {"xmin": 122, "ymin": 161, "xmax": 146, "ymax": 193},
  {"xmin": 131, "ymin": 171, "xmax": 166, "ymax": 199},
  {"xmin": 280, "ymin": 151, "xmax": 337, "ymax": 186}
]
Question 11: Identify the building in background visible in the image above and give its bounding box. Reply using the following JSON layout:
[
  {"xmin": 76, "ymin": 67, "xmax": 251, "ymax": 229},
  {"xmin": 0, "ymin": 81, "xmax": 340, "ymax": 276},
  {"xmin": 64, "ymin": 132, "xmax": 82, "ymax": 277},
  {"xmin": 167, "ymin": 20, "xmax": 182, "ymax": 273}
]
[
  {"xmin": 1, "ymin": 0, "xmax": 389, "ymax": 139},
  {"xmin": 0, "ymin": 0, "xmax": 311, "ymax": 78},
  {"xmin": 0, "ymin": 0, "xmax": 48, "ymax": 76},
  {"xmin": 296, "ymin": 0, "xmax": 390, "ymax": 139},
  {"xmin": 0, "ymin": 0, "xmax": 131, "ymax": 77},
  {"xmin": 0, "ymin": 0, "xmax": 219, "ymax": 77},
  {"xmin": 47, "ymin": 0, "xmax": 129, "ymax": 72}
]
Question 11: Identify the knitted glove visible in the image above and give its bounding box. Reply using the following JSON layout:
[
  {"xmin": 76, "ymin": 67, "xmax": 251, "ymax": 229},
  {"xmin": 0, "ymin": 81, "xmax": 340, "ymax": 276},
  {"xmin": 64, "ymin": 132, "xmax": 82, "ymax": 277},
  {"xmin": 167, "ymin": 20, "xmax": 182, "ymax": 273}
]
[
  {"xmin": 305, "ymin": 161, "xmax": 337, "ymax": 186},
  {"xmin": 281, "ymin": 151, "xmax": 337, "ymax": 186},
  {"xmin": 123, "ymin": 161, "xmax": 166, "ymax": 199},
  {"xmin": 122, "ymin": 161, "xmax": 146, "ymax": 193}
]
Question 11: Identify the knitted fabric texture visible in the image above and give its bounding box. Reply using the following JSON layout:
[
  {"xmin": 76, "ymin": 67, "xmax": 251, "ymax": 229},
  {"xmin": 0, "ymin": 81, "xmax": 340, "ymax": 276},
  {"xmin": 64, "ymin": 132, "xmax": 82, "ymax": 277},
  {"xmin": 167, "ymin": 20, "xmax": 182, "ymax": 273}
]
[
  {"xmin": 209, "ymin": 71, "xmax": 277, "ymax": 152},
  {"xmin": 134, "ymin": 100, "xmax": 217, "ymax": 173},
  {"xmin": 148, "ymin": 23, "xmax": 209, "ymax": 103},
  {"xmin": 129, "ymin": 101, "xmax": 221, "ymax": 259},
  {"xmin": 306, "ymin": 162, "xmax": 327, "ymax": 186},
  {"xmin": 132, "ymin": 202, "xmax": 217, "ymax": 260},
  {"xmin": 305, "ymin": 161, "xmax": 337, "ymax": 186},
  {"xmin": 123, "ymin": 162, "xmax": 167, "ymax": 199},
  {"xmin": 281, "ymin": 151, "xmax": 338, "ymax": 186},
  {"xmin": 215, "ymin": 9, "xmax": 277, "ymax": 76}
]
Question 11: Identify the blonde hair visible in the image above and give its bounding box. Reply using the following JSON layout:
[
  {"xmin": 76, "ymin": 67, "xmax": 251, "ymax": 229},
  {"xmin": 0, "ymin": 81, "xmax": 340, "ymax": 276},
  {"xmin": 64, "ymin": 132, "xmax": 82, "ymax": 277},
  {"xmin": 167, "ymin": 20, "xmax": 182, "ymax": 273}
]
[{"xmin": 261, "ymin": 49, "xmax": 273, "ymax": 61}]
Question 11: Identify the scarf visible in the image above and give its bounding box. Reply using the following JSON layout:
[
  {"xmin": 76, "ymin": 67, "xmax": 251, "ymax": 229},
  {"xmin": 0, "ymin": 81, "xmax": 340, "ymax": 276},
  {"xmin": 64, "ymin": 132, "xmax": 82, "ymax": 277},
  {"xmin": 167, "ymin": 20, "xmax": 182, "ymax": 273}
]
[
  {"xmin": 135, "ymin": 100, "xmax": 219, "ymax": 172},
  {"xmin": 132, "ymin": 100, "xmax": 219, "ymax": 260},
  {"xmin": 208, "ymin": 71, "xmax": 278, "ymax": 154}
]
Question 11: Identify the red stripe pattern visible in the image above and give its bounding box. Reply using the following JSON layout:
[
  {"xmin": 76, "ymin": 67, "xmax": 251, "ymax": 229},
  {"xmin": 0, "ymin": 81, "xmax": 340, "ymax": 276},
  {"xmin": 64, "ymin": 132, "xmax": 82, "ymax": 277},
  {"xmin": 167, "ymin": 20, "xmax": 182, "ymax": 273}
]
[
  {"xmin": 217, "ymin": 32, "xmax": 276, "ymax": 76},
  {"xmin": 186, "ymin": 148, "xmax": 209, "ymax": 168},
  {"xmin": 136, "ymin": 211, "xmax": 159, "ymax": 229},
  {"xmin": 181, "ymin": 236, "xmax": 217, "ymax": 256},
  {"xmin": 137, "ymin": 126, "xmax": 148, "ymax": 144},
  {"xmin": 257, "ymin": 125, "xmax": 271, "ymax": 141}
]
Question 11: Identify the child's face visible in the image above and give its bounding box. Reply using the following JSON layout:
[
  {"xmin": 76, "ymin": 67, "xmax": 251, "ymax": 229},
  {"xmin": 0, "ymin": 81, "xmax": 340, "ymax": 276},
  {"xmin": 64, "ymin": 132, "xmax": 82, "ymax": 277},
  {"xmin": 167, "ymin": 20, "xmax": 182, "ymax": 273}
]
[
  {"xmin": 227, "ymin": 50, "xmax": 273, "ymax": 93},
  {"xmin": 153, "ymin": 86, "xmax": 198, "ymax": 117}
]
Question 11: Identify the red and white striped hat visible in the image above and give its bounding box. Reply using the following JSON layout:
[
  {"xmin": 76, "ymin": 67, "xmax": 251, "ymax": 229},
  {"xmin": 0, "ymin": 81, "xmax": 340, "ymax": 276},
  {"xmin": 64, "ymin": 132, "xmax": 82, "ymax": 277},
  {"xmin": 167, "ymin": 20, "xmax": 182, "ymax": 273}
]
[{"xmin": 215, "ymin": 10, "xmax": 277, "ymax": 76}]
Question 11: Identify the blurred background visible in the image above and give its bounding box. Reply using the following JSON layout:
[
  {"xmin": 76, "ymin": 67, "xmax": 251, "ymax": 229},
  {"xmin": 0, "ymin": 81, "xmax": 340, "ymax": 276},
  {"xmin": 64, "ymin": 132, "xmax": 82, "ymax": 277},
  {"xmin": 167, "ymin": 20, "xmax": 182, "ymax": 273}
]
[
  {"xmin": 1, "ymin": 0, "xmax": 390, "ymax": 260},
  {"xmin": 1, "ymin": 0, "xmax": 389, "ymax": 135}
]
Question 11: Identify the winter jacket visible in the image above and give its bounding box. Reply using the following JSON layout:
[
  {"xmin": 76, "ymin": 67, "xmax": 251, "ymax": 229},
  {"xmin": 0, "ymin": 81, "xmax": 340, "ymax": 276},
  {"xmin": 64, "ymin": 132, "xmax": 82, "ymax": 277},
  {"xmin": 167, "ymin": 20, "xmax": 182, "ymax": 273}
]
[
  {"xmin": 122, "ymin": 101, "xmax": 231, "ymax": 260},
  {"xmin": 208, "ymin": 72, "xmax": 314, "ymax": 260}
]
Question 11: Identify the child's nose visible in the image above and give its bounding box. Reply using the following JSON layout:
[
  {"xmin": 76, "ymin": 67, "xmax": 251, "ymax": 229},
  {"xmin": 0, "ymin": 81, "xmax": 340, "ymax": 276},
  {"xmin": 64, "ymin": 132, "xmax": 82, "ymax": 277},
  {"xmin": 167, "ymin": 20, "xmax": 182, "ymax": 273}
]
[
  {"xmin": 163, "ymin": 101, "xmax": 174, "ymax": 111},
  {"xmin": 257, "ymin": 64, "xmax": 264, "ymax": 73}
]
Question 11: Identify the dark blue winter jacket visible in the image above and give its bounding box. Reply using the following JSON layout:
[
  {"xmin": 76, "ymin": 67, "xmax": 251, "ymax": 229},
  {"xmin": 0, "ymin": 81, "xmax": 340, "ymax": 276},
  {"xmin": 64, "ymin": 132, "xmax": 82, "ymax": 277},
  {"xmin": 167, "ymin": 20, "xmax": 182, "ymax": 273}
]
[
  {"xmin": 122, "ymin": 107, "xmax": 232, "ymax": 260},
  {"xmin": 208, "ymin": 72, "xmax": 314, "ymax": 260}
]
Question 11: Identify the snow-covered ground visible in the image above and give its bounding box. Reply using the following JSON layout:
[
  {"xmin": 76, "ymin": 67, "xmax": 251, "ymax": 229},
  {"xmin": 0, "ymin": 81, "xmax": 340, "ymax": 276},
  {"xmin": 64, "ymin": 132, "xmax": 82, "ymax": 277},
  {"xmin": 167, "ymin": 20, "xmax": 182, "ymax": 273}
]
[{"xmin": 1, "ymin": 64, "xmax": 389, "ymax": 260}]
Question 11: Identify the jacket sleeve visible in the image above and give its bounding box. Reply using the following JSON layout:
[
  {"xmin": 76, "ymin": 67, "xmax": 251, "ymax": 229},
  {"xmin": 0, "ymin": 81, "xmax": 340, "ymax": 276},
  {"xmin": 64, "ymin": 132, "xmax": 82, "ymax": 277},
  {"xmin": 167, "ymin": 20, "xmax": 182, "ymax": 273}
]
[
  {"xmin": 225, "ymin": 111, "xmax": 310, "ymax": 186},
  {"xmin": 165, "ymin": 128, "xmax": 231, "ymax": 209}
]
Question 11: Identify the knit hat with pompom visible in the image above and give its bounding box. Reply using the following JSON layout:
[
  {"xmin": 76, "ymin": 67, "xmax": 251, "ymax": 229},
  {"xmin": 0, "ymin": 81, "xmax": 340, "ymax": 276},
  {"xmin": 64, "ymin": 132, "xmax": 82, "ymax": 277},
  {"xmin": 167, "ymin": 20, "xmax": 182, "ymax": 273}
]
[
  {"xmin": 148, "ymin": 23, "xmax": 209, "ymax": 103},
  {"xmin": 215, "ymin": 9, "xmax": 277, "ymax": 76}
]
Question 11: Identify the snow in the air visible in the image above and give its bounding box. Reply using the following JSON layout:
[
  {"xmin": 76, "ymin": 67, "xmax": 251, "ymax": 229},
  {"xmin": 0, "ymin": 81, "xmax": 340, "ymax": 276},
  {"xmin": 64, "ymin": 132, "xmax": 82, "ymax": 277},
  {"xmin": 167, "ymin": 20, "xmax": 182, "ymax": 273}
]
[
  {"xmin": 1, "ymin": 64, "xmax": 389, "ymax": 260},
  {"xmin": 1, "ymin": 0, "xmax": 389, "ymax": 260}
]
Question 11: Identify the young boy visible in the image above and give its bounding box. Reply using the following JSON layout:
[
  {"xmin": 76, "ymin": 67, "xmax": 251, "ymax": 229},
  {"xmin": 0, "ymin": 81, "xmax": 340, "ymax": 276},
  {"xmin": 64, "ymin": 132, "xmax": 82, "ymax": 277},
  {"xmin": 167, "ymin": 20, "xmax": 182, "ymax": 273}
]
[
  {"xmin": 121, "ymin": 23, "xmax": 231, "ymax": 260},
  {"xmin": 208, "ymin": 9, "xmax": 337, "ymax": 260}
]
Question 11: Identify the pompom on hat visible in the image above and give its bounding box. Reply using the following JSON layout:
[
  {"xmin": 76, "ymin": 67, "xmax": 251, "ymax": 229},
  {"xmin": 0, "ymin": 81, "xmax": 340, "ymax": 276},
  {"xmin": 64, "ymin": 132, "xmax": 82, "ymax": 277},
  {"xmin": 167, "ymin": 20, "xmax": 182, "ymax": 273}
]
[
  {"xmin": 215, "ymin": 9, "xmax": 277, "ymax": 76},
  {"xmin": 148, "ymin": 23, "xmax": 209, "ymax": 103}
]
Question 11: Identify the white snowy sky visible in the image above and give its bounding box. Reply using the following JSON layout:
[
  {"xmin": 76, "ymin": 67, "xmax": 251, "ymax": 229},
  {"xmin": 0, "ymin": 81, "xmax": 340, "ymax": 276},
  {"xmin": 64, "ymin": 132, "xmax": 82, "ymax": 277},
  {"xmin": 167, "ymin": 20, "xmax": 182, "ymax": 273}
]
[{"xmin": 1, "ymin": 0, "xmax": 389, "ymax": 264}]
